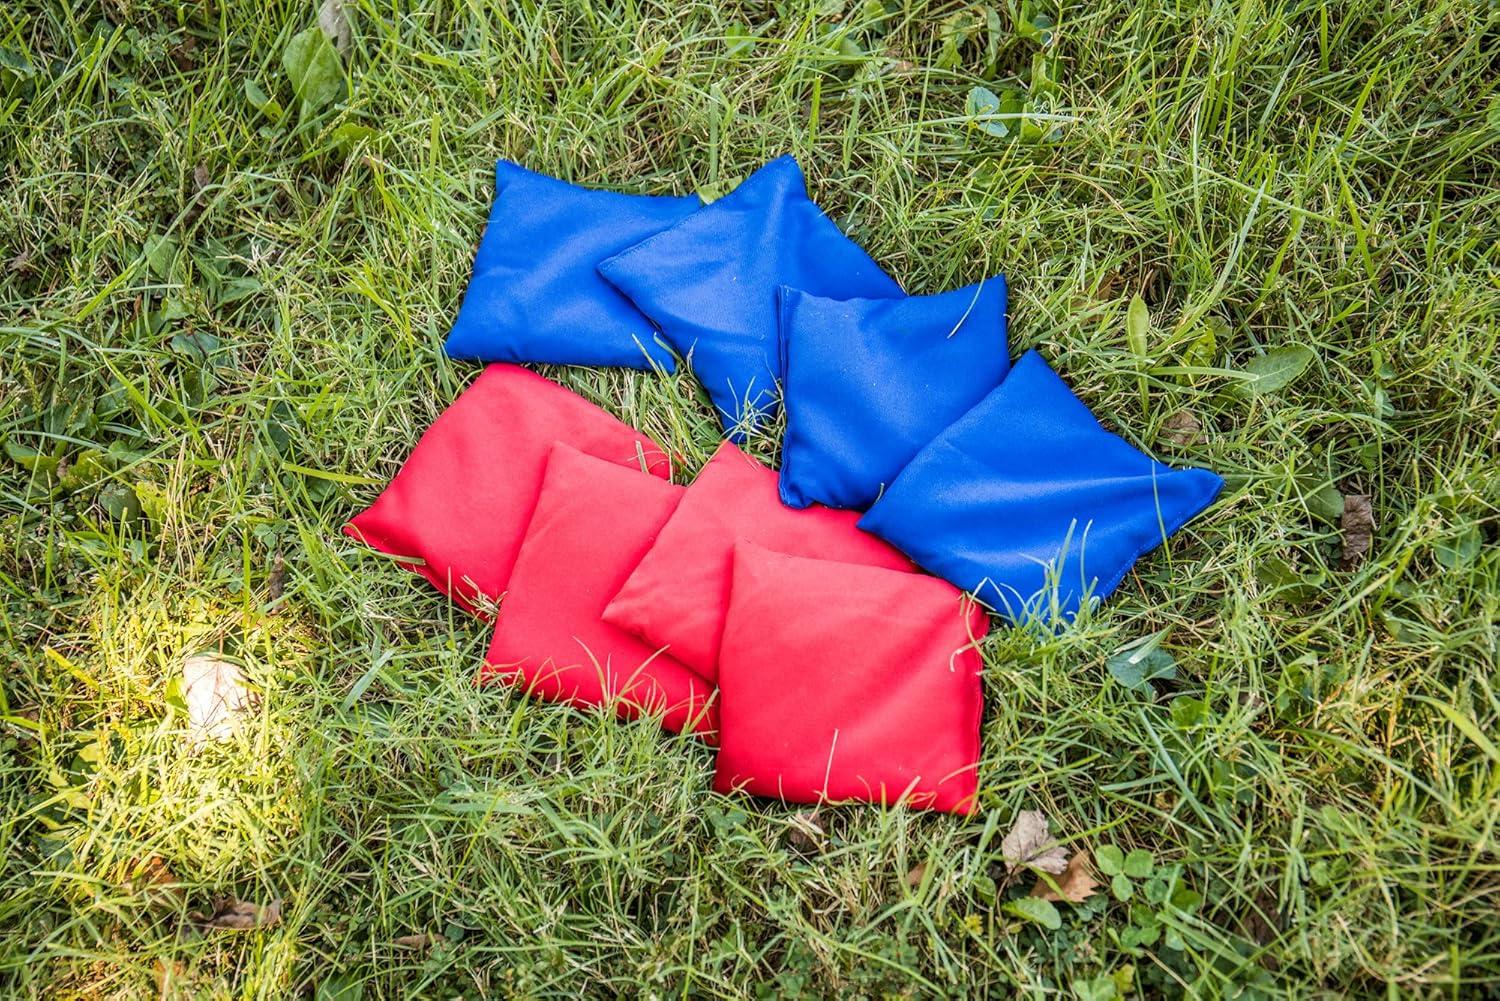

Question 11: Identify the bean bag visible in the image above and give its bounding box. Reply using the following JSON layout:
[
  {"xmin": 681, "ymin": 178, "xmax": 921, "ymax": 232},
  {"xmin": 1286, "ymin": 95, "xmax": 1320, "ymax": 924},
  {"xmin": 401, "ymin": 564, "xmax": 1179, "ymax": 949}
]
[
  {"xmin": 858, "ymin": 350, "xmax": 1224, "ymax": 623},
  {"xmin": 714, "ymin": 543, "xmax": 989, "ymax": 815},
  {"xmin": 479, "ymin": 444, "xmax": 717, "ymax": 738},
  {"xmin": 597, "ymin": 155, "xmax": 903, "ymax": 437},
  {"xmin": 778, "ymin": 276, "xmax": 1011, "ymax": 510},
  {"xmin": 343, "ymin": 365, "xmax": 671, "ymax": 615},
  {"xmin": 443, "ymin": 160, "xmax": 700, "ymax": 370},
  {"xmin": 602, "ymin": 441, "xmax": 913, "ymax": 681}
]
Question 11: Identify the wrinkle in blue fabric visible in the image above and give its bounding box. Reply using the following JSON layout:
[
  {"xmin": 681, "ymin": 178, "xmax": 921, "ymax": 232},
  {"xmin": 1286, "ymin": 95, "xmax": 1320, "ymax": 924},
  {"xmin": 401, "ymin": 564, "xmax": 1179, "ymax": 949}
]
[
  {"xmin": 858, "ymin": 350, "xmax": 1224, "ymax": 624},
  {"xmin": 597, "ymin": 155, "xmax": 903, "ymax": 438},
  {"xmin": 777, "ymin": 277, "xmax": 1011, "ymax": 511},
  {"xmin": 444, "ymin": 160, "xmax": 701, "ymax": 371}
]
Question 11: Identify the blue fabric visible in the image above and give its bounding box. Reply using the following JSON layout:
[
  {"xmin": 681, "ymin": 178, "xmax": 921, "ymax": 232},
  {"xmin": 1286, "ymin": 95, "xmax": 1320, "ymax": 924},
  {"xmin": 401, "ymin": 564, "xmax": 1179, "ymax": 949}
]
[
  {"xmin": 858, "ymin": 350, "xmax": 1224, "ymax": 624},
  {"xmin": 777, "ymin": 277, "xmax": 1011, "ymax": 511},
  {"xmin": 598, "ymin": 155, "xmax": 903, "ymax": 437},
  {"xmin": 443, "ymin": 160, "xmax": 700, "ymax": 371}
]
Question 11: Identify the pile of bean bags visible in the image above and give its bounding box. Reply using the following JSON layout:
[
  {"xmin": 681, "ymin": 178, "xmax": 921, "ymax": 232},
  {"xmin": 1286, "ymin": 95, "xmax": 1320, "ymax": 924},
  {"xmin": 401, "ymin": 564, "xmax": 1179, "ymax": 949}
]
[{"xmin": 344, "ymin": 155, "xmax": 1222, "ymax": 816}]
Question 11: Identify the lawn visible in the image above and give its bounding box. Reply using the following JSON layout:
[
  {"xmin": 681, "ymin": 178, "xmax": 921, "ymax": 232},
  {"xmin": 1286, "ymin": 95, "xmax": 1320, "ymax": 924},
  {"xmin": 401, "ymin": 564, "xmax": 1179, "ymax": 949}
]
[{"xmin": 2, "ymin": 0, "xmax": 1498, "ymax": 997}]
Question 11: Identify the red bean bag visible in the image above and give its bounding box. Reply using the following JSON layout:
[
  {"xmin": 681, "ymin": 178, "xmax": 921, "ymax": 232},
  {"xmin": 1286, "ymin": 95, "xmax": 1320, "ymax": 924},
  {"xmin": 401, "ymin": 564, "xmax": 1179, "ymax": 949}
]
[
  {"xmin": 602, "ymin": 441, "xmax": 913, "ymax": 681},
  {"xmin": 714, "ymin": 543, "xmax": 989, "ymax": 815},
  {"xmin": 479, "ymin": 443, "xmax": 717, "ymax": 739},
  {"xmin": 343, "ymin": 365, "xmax": 671, "ymax": 616}
]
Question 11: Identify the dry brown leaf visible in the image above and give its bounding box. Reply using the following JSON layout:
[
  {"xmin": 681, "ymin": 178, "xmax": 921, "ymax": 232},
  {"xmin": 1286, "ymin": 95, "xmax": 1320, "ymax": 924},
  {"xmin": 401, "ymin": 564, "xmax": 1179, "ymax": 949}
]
[
  {"xmin": 319, "ymin": 0, "xmax": 353, "ymax": 54},
  {"xmin": 168, "ymin": 36, "xmax": 197, "ymax": 72},
  {"xmin": 182, "ymin": 654, "xmax": 255, "ymax": 747},
  {"xmin": 266, "ymin": 553, "xmax": 286, "ymax": 604},
  {"xmin": 133, "ymin": 854, "xmax": 177, "ymax": 883},
  {"xmin": 195, "ymin": 897, "xmax": 281, "ymax": 931},
  {"xmin": 1000, "ymin": 809, "xmax": 1069, "ymax": 874},
  {"xmin": 182, "ymin": 163, "xmax": 213, "ymax": 225},
  {"xmin": 132, "ymin": 855, "xmax": 185, "ymax": 907},
  {"xmin": 785, "ymin": 810, "xmax": 825, "ymax": 854},
  {"xmin": 904, "ymin": 862, "xmax": 928, "ymax": 889},
  {"xmin": 1340, "ymin": 494, "xmax": 1374, "ymax": 569},
  {"xmin": 1161, "ymin": 411, "xmax": 1203, "ymax": 447},
  {"xmin": 393, "ymin": 933, "xmax": 444, "ymax": 950},
  {"xmin": 1029, "ymin": 850, "xmax": 1101, "ymax": 904},
  {"xmin": 153, "ymin": 958, "xmax": 186, "ymax": 995}
]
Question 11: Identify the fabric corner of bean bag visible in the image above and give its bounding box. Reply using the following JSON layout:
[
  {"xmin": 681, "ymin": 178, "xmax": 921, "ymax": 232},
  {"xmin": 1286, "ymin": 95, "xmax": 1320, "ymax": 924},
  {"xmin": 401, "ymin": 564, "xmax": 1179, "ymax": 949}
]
[
  {"xmin": 596, "ymin": 154, "xmax": 903, "ymax": 434},
  {"xmin": 713, "ymin": 541, "xmax": 989, "ymax": 815},
  {"xmin": 442, "ymin": 159, "xmax": 700, "ymax": 371},
  {"xmin": 858, "ymin": 349, "xmax": 1224, "ymax": 624},
  {"xmin": 478, "ymin": 441, "xmax": 717, "ymax": 740},
  {"xmin": 777, "ymin": 275, "xmax": 1011, "ymax": 511},
  {"xmin": 601, "ymin": 440, "xmax": 913, "ymax": 682},
  {"xmin": 343, "ymin": 364, "xmax": 672, "ymax": 615}
]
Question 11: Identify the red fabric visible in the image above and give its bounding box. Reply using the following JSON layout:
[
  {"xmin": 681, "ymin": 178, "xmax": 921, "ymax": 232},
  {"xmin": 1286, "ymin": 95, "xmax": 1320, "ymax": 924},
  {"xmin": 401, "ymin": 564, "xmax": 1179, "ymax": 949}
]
[
  {"xmin": 343, "ymin": 364, "xmax": 670, "ymax": 615},
  {"xmin": 714, "ymin": 543, "xmax": 989, "ymax": 815},
  {"xmin": 479, "ymin": 444, "xmax": 717, "ymax": 739},
  {"xmin": 603, "ymin": 441, "xmax": 913, "ymax": 681}
]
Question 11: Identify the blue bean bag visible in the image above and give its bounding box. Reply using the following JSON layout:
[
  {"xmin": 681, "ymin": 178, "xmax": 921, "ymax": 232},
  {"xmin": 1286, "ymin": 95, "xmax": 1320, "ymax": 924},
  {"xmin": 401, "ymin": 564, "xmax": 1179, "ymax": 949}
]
[
  {"xmin": 443, "ymin": 161, "xmax": 701, "ymax": 371},
  {"xmin": 778, "ymin": 277, "xmax": 1010, "ymax": 510},
  {"xmin": 597, "ymin": 155, "xmax": 903, "ymax": 437},
  {"xmin": 858, "ymin": 350, "xmax": 1224, "ymax": 624}
]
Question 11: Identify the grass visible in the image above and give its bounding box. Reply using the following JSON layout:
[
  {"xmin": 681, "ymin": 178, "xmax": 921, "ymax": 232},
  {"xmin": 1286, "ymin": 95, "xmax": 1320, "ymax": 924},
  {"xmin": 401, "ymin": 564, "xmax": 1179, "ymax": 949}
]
[{"xmin": 2, "ymin": 0, "xmax": 1498, "ymax": 996}]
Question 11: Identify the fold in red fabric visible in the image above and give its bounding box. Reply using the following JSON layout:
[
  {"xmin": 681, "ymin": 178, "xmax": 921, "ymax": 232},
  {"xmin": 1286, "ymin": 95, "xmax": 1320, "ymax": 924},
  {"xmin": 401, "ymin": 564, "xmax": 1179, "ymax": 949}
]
[
  {"xmin": 602, "ymin": 441, "xmax": 914, "ymax": 682},
  {"xmin": 714, "ymin": 543, "xmax": 989, "ymax": 815},
  {"xmin": 343, "ymin": 364, "xmax": 671, "ymax": 616},
  {"xmin": 479, "ymin": 443, "xmax": 718, "ymax": 740}
]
